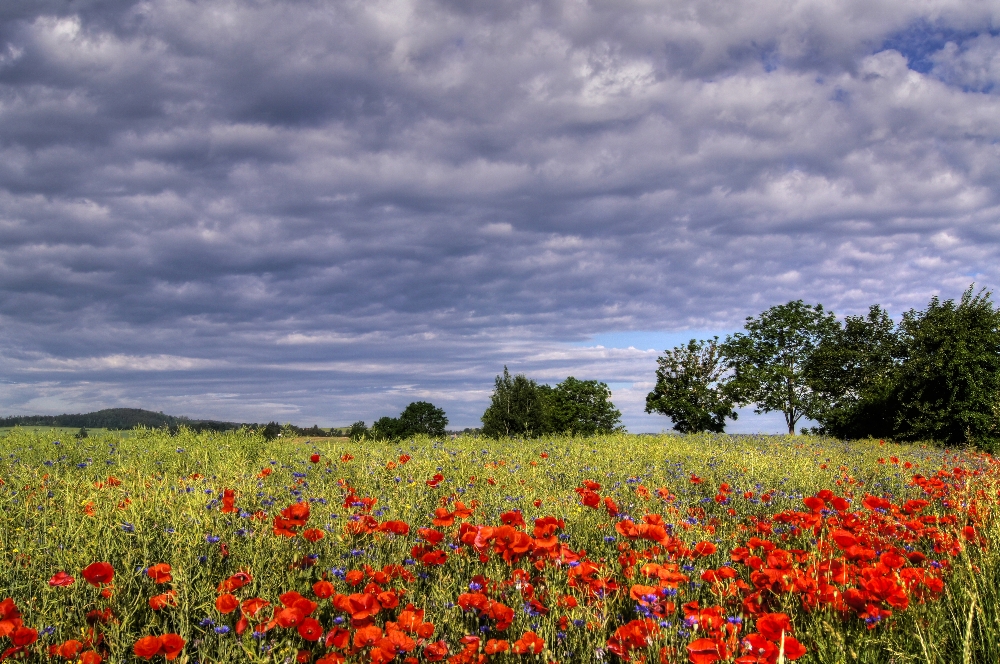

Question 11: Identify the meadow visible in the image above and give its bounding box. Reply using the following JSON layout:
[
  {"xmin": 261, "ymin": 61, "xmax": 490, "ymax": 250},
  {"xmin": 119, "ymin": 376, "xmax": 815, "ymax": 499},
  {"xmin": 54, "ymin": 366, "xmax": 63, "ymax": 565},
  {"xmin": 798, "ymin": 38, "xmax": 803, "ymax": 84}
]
[{"xmin": 0, "ymin": 428, "xmax": 996, "ymax": 664}]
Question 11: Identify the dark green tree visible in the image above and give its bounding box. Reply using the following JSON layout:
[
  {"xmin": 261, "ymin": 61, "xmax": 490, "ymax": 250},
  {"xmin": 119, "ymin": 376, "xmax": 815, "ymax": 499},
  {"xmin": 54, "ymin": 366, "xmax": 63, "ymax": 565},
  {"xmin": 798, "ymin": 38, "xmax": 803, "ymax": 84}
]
[
  {"xmin": 348, "ymin": 421, "xmax": 369, "ymax": 441},
  {"xmin": 645, "ymin": 337, "xmax": 737, "ymax": 433},
  {"xmin": 259, "ymin": 422, "xmax": 282, "ymax": 441},
  {"xmin": 548, "ymin": 377, "xmax": 624, "ymax": 435},
  {"xmin": 370, "ymin": 416, "xmax": 405, "ymax": 441},
  {"xmin": 398, "ymin": 401, "xmax": 448, "ymax": 437},
  {"xmin": 806, "ymin": 305, "xmax": 903, "ymax": 439},
  {"xmin": 74, "ymin": 427, "xmax": 88, "ymax": 439},
  {"xmin": 721, "ymin": 301, "xmax": 839, "ymax": 435},
  {"xmin": 892, "ymin": 287, "xmax": 1000, "ymax": 448},
  {"xmin": 481, "ymin": 367, "xmax": 547, "ymax": 438}
]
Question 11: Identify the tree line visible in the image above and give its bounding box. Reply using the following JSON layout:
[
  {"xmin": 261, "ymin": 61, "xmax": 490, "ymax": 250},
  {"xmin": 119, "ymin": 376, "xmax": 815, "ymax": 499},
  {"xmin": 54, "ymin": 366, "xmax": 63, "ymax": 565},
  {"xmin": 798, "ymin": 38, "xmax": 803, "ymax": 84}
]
[
  {"xmin": 350, "ymin": 372, "xmax": 626, "ymax": 441},
  {"xmin": 0, "ymin": 408, "xmax": 242, "ymax": 432},
  {"xmin": 645, "ymin": 286, "xmax": 1000, "ymax": 449}
]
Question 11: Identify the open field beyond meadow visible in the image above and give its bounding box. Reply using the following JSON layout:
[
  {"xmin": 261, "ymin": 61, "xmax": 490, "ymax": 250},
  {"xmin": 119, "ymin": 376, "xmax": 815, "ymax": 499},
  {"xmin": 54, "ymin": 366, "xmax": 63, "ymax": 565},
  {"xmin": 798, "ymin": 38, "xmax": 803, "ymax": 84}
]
[{"xmin": 0, "ymin": 429, "xmax": 997, "ymax": 664}]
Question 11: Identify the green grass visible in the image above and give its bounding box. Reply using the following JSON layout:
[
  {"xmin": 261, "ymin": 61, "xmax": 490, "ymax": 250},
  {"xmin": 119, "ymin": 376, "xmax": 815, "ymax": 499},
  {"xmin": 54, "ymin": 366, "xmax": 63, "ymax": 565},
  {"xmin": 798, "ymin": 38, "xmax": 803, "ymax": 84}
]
[{"xmin": 0, "ymin": 427, "xmax": 995, "ymax": 663}]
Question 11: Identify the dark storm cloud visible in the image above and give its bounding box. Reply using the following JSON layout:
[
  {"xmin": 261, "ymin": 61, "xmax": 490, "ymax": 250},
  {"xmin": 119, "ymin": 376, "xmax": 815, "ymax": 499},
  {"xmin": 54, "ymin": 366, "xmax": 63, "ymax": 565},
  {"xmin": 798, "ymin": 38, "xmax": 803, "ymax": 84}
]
[{"xmin": 1, "ymin": 1, "xmax": 999, "ymax": 431}]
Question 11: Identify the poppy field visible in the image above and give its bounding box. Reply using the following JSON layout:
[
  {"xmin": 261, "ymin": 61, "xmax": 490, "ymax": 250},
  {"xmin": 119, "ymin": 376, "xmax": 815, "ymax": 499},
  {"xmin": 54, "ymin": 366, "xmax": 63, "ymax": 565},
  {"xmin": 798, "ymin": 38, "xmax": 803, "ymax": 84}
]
[{"xmin": 0, "ymin": 429, "xmax": 997, "ymax": 664}]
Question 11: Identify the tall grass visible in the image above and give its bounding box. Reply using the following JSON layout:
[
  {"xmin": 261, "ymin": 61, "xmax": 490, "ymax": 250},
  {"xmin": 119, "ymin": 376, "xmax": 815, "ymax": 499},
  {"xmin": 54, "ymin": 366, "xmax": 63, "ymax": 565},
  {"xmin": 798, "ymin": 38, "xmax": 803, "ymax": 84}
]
[{"xmin": 0, "ymin": 427, "xmax": 994, "ymax": 663}]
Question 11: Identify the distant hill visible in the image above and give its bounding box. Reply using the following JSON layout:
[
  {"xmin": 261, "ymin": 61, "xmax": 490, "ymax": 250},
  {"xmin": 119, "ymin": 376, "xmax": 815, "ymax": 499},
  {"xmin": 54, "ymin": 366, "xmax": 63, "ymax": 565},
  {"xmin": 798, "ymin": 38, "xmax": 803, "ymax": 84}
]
[{"xmin": 0, "ymin": 408, "xmax": 243, "ymax": 432}]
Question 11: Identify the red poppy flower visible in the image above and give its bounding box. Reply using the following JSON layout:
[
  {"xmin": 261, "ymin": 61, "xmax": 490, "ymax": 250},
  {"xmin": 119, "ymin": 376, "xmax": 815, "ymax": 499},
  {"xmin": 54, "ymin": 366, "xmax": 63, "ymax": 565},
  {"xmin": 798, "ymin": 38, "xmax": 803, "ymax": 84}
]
[
  {"xmin": 485, "ymin": 639, "xmax": 509, "ymax": 655},
  {"xmin": 147, "ymin": 563, "xmax": 172, "ymax": 584},
  {"xmin": 11, "ymin": 627, "xmax": 37, "ymax": 647},
  {"xmin": 57, "ymin": 640, "xmax": 84, "ymax": 658},
  {"xmin": 755, "ymin": 613, "xmax": 793, "ymax": 642},
  {"xmin": 781, "ymin": 636, "xmax": 808, "ymax": 660},
  {"xmin": 692, "ymin": 541, "xmax": 718, "ymax": 558},
  {"xmin": 302, "ymin": 528, "xmax": 325, "ymax": 542},
  {"xmin": 426, "ymin": 474, "xmax": 444, "ymax": 488},
  {"xmin": 275, "ymin": 607, "xmax": 304, "ymax": 628},
  {"xmin": 687, "ymin": 637, "xmax": 727, "ymax": 664},
  {"xmin": 353, "ymin": 625, "xmax": 383, "ymax": 649},
  {"xmin": 297, "ymin": 617, "xmax": 323, "ymax": 642},
  {"xmin": 241, "ymin": 597, "xmax": 270, "ymax": 618},
  {"xmin": 161, "ymin": 634, "xmax": 185, "ymax": 661},
  {"xmin": 216, "ymin": 594, "xmax": 240, "ymax": 614},
  {"xmin": 80, "ymin": 652, "xmax": 102, "ymax": 664},
  {"xmin": 217, "ymin": 570, "xmax": 253, "ymax": 593},
  {"xmin": 512, "ymin": 631, "xmax": 544, "ymax": 655},
  {"xmin": 312, "ymin": 580, "xmax": 334, "ymax": 599},
  {"xmin": 48, "ymin": 571, "xmax": 75, "ymax": 587},
  {"xmin": 134, "ymin": 636, "xmax": 162, "ymax": 660},
  {"xmin": 309, "ymin": 453, "xmax": 320, "ymax": 463},
  {"xmin": 422, "ymin": 641, "xmax": 448, "ymax": 662},
  {"xmin": 81, "ymin": 562, "xmax": 114, "ymax": 586},
  {"xmin": 149, "ymin": 591, "xmax": 177, "ymax": 611}
]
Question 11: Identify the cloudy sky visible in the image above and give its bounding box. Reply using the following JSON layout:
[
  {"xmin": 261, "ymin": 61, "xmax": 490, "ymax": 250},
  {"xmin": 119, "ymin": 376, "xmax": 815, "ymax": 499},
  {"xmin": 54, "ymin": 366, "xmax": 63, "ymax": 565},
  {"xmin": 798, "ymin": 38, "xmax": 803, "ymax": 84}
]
[{"xmin": 1, "ymin": 0, "xmax": 998, "ymax": 432}]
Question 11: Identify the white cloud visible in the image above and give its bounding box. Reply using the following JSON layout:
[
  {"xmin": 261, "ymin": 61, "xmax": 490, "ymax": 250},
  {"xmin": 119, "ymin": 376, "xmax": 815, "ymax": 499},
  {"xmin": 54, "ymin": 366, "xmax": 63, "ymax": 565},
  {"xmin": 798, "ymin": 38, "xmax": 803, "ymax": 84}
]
[{"xmin": 1, "ymin": 1, "xmax": 999, "ymax": 430}]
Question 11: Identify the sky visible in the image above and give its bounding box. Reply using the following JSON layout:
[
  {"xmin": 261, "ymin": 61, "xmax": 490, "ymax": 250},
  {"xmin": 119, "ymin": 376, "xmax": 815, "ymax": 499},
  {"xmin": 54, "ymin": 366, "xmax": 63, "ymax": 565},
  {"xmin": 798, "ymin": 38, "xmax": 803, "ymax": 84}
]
[{"xmin": 1, "ymin": 0, "xmax": 999, "ymax": 432}]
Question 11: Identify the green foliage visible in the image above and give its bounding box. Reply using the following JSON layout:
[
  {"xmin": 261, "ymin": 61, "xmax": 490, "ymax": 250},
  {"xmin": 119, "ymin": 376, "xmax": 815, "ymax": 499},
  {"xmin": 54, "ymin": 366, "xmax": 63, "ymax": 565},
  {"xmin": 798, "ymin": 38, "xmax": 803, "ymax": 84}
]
[
  {"xmin": 481, "ymin": 368, "xmax": 624, "ymax": 437},
  {"xmin": 0, "ymin": 407, "xmax": 242, "ymax": 432},
  {"xmin": 74, "ymin": 427, "xmax": 88, "ymax": 440},
  {"xmin": 258, "ymin": 421, "xmax": 282, "ymax": 441},
  {"xmin": 645, "ymin": 337, "xmax": 737, "ymax": 433},
  {"xmin": 806, "ymin": 305, "xmax": 903, "ymax": 439},
  {"xmin": 892, "ymin": 287, "xmax": 1000, "ymax": 448},
  {"xmin": 349, "ymin": 420, "xmax": 369, "ymax": 441},
  {"xmin": 481, "ymin": 367, "xmax": 548, "ymax": 438},
  {"xmin": 722, "ymin": 300, "xmax": 839, "ymax": 435},
  {"xmin": 369, "ymin": 402, "xmax": 449, "ymax": 440},
  {"xmin": 397, "ymin": 401, "xmax": 448, "ymax": 437},
  {"xmin": 546, "ymin": 376, "xmax": 623, "ymax": 435},
  {"xmin": 370, "ymin": 416, "xmax": 405, "ymax": 441}
]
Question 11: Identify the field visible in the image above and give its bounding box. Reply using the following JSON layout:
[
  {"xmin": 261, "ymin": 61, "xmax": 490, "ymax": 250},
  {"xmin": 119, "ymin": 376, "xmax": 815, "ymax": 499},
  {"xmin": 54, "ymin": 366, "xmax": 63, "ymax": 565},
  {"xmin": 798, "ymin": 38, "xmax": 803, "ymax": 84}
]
[{"xmin": 0, "ymin": 429, "xmax": 996, "ymax": 664}]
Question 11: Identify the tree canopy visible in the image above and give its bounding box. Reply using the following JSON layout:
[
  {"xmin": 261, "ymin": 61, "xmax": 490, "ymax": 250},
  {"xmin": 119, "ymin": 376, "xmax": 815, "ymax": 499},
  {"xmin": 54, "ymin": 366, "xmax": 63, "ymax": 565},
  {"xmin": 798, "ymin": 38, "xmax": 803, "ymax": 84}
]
[
  {"xmin": 481, "ymin": 368, "xmax": 623, "ymax": 437},
  {"xmin": 481, "ymin": 367, "xmax": 548, "ymax": 438},
  {"xmin": 364, "ymin": 401, "xmax": 450, "ymax": 441},
  {"xmin": 892, "ymin": 287, "xmax": 1000, "ymax": 447},
  {"xmin": 805, "ymin": 305, "xmax": 902, "ymax": 439},
  {"xmin": 547, "ymin": 376, "xmax": 624, "ymax": 435},
  {"xmin": 645, "ymin": 337, "xmax": 736, "ymax": 433},
  {"xmin": 721, "ymin": 301, "xmax": 839, "ymax": 435}
]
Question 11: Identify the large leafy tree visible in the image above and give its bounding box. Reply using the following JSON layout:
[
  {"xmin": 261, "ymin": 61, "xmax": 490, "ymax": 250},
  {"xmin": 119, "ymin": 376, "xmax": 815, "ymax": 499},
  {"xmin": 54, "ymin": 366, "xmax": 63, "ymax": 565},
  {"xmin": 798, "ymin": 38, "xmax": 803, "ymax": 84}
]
[
  {"xmin": 369, "ymin": 416, "xmax": 406, "ymax": 441},
  {"xmin": 892, "ymin": 287, "xmax": 1000, "ymax": 448},
  {"xmin": 806, "ymin": 305, "xmax": 903, "ymax": 439},
  {"xmin": 547, "ymin": 377, "xmax": 624, "ymax": 435},
  {"xmin": 645, "ymin": 337, "xmax": 737, "ymax": 433},
  {"xmin": 481, "ymin": 367, "xmax": 548, "ymax": 438},
  {"xmin": 367, "ymin": 401, "xmax": 449, "ymax": 440},
  {"xmin": 721, "ymin": 301, "xmax": 839, "ymax": 435},
  {"xmin": 398, "ymin": 401, "xmax": 448, "ymax": 437}
]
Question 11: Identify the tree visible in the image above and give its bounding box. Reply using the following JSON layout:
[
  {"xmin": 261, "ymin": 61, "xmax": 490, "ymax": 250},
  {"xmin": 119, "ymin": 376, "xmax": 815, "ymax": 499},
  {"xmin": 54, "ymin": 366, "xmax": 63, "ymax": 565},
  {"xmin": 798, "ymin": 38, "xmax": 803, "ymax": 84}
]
[
  {"xmin": 892, "ymin": 287, "xmax": 1000, "ymax": 448},
  {"xmin": 370, "ymin": 416, "xmax": 408, "ymax": 441},
  {"xmin": 74, "ymin": 427, "xmax": 88, "ymax": 439},
  {"xmin": 348, "ymin": 421, "xmax": 369, "ymax": 441},
  {"xmin": 645, "ymin": 337, "xmax": 737, "ymax": 433},
  {"xmin": 721, "ymin": 301, "xmax": 839, "ymax": 435},
  {"xmin": 259, "ymin": 422, "xmax": 282, "ymax": 441},
  {"xmin": 398, "ymin": 401, "xmax": 448, "ymax": 437},
  {"xmin": 481, "ymin": 367, "xmax": 547, "ymax": 438},
  {"xmin": 806, "ymin": 305, "xmax": 903, "ymax": 439},
  {"xmin": 548, "ymin": 377, "xmax": 624, "ymax": 435}
]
